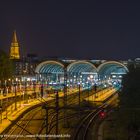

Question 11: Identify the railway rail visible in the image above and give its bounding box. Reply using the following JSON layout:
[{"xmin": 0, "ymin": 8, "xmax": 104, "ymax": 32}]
[{"xmin": 72, "ymin": 89, "xmax": 119, "ymax": 140}]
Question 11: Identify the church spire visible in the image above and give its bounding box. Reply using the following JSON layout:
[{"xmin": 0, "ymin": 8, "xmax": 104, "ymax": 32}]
[
  {"xmin": 10, "ymin": 30, "xmax": 20, "ymax": 59},
  {"xmin": 12, "ymin": 30, "xmax": 18, "ymax": 43}
]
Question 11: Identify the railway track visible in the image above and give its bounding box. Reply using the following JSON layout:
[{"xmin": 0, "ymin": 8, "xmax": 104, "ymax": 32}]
[
  {"xmin": 72, "ymin": 89, "xmax": 118, "ymax": 140},
  {"xmin": 1, "ymin": 87, "xmax": 113, "ymax": 140},
  {"xmin": 1, "ymin": 107, "xmax": 43, "ymax": 140}
]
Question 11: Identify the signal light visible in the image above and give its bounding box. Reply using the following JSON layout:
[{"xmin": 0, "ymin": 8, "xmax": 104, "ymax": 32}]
[{"xmin": 99, "ymin": 110, "xmax": 106, "ymax": 119}]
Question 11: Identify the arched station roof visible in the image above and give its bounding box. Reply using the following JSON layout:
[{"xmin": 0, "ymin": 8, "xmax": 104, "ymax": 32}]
[
  {"xmin": 67, "ymin": 61, "xmax": 97, "ymax": 74},
  {"xmin": 97, "ymin": 61, "xmax": 129, "ymax": 77},
  {"xmin": 35, "ymin": 61, "xmax": 64, "ymax": 74},
  {"xmin": 35, "ymin": 60, "xmax": 129, "ymax": 76}
]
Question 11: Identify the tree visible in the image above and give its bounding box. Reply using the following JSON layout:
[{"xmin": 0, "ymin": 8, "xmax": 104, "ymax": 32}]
[
  {"xmin": 0, "ymin": 50, "xmax": 14, "ymax": 87},
  {"xmin": 120, "ymin": 63, "xmax": 140, "ymax": 107},
  {"xmin": 118, "ymin": 64, "xmax": 140, "ymax": 139}
]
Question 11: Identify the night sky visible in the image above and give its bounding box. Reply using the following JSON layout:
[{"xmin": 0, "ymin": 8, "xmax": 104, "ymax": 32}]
[{"xmin": 0, "ymin": 0, "xmax": 140, "ymax": 60}]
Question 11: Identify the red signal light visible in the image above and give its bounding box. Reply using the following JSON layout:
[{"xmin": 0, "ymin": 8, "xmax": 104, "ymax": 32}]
[{"xmin": 99, "ymin": 111, "xmax": 106, "ymax": 119}]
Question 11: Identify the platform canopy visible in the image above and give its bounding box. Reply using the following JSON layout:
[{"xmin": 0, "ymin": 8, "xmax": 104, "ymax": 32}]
[
  {"xmin": 35, "ymin": 60, "xmax": 128, "ymax": 78},
  {"xmin": 67, "ymin": 61, "xmax": 97, "ymax": 75},
  {"xmin": 35, "ymin": 61, "xmax": 64, "ymax": 74},
  {"xmin": 97, "ymin": 61, "xmax": 129, "ymax": 78}
]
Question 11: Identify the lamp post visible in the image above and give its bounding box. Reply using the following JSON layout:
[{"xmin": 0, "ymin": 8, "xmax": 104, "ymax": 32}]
[
  {"xmin": 78, "ymin": 83, "xmax": 81, "ymax": 106},
  {"xmin": 94, "ymin": 83, "xmax": 97, "ymax": 98},
  {"xmin": 8, "ymin": 78, "xmax": 11, "ymax": 94},
  {"xmin": 40, "ymin": 84, "xmax": 44, "ymax": 98},
  {"xmin": 63, "ymin": 66, "xmax": 68, "ymax": 127},
  {"xmin": 88, "ymin": 82, "xmax": 90, "ymax": 102},
  {"xmin": 18, "ymin": 79, "xmax": 21, "ymax": 107},
  {"xmin": 3, "ymin": 80, "xmax": 7, "ymax": 96},
  {"xmin": 24, "ymin": 79, "xmax": 28, "ymax": 103},
  {"xmin": 0, "ymin": 80, "xmax": 3, "ymax": 122},
  {"xmin": 33, "ymin": 80, "xmax": 37, "ymax": 98},
  {"xmin": 55, "ymin": 91, "xmax": 59, "ymax": 139},
  {"xmin": 14, "ymin": 79, "xmax": 17, "ymax": 110},
  {"xmin": 87, "ymin": 76, "xmax": 91, "ymax": 102},
  {"xmin": 11, "ymin": 79, "xmax": 14, "ymax": 94},
  {"xmin": 0, "ymin": 80, "xmax": 1, "ymax": 92},
  {"xmin": 0, "ymin": 99, "xmax": 2, "ymax": 123}
]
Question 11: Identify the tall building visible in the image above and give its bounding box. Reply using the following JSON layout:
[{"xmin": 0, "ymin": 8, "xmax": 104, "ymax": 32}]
[
  {"xmin": 10, "ymin": 30, "xmax": 20, "ymax": 59},
  {"xmin": 9, "ymin": 31, "xmax": 39, "ymax": 76},
  {"xmin": 9, "ymin": 30, "xmax": 21, "ymax": 75}
]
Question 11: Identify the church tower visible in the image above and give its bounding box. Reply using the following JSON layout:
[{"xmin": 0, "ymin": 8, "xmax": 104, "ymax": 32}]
[{"xmin": 10, "ymin": 30, "xmax": 20, "ymax": 59}]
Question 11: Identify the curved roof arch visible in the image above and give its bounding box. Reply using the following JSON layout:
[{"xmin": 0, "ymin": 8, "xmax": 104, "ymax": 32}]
[
  {"xmin": 97, "ymin": 61, "xmax": 129, "ymax": 76},
  {"xmin": 67, "ymin": 60, "xmax": 97, "ymax": 74},
  {"xmin": 35, "ymin": 60, "xmax": 64, "ymax": 74}
]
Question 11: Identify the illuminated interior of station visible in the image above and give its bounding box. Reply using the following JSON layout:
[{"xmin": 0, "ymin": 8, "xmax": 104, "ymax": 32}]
[
  {"xmin": 34, "ymin": 60, "xmax": 129, "ymax": 90},
  {"xmin": 97, "ymin": 61, "xmax": 129, "ymax": 87}
]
